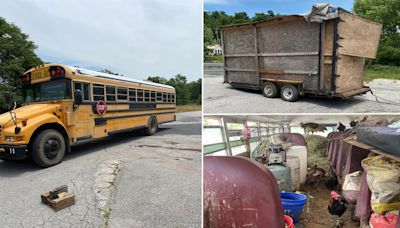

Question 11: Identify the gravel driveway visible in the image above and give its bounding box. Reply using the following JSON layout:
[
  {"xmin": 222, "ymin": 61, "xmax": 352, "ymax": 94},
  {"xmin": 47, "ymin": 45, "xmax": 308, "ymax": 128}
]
[
  {"xmin": 0, "ymin": 112, "xmax": 201, "ymax": 228},
  {"xmin": 204, "ymin": 76, "xmax": 400, "ymax": 113}
]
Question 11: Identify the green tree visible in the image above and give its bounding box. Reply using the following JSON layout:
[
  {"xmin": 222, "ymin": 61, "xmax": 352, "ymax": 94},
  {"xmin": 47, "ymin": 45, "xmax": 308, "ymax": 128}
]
[
  {"xmin": 166, "ymin": 74, "xmax": 190, "ymax": 105},
  {"xmin": 251, "ymin": 10, "xmax": 277, "ymax": 22},
  {"xmin": 232, "ymin": 12, "xmax": 250, "ymax": 24},
  {"xmin": 353, "ymin": 0, "xmax": 400, "ymax": 35},
  {"xmin": 204, "ymin": 24, "xmax": 214, "ymax": 56},
  {"xmin": 187, "ymin": 78, "xmax": 202, "ymax": 104},
  {"xmin": 147, "ymin": 75, "xmax": 201, "ymax": 105},
  {"xmin": 353, "ymin": 0, "xmax": 400, "ymax": 65},
  {"xmin": 0, "ymin": 17, "xmax": 42, "ymax": 111},
  {"xmin": 147, "ymin": 76, "xmax": 168, "ymax": 84}
]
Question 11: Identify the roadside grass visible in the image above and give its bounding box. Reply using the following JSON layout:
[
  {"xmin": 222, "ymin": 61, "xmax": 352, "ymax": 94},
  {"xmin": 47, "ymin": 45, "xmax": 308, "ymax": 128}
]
[
  {"xmin": 204, "ymin": 55, "xmax": 223, "ymax": 63},
  {"xmin": 176, "ymin": 104, "xmax": 202, "ymax": 112},
  {"xmin": 365, "ymin": 65, "xmax": 400, "ymax": 82}
]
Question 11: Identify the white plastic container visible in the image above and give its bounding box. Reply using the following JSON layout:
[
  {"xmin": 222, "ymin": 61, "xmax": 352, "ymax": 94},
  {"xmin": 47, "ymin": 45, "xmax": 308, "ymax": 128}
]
[
  {"xmin": 286, "ymin": 156, "xmax": 301, "ymax": 191},
  {"xmin": 287, "ymin": 146, "xmax": 308, "ymax": 184}
]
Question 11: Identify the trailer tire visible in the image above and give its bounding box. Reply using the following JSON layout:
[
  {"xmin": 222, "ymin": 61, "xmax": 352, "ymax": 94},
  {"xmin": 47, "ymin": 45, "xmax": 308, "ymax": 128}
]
[
  {"xmin": 262, "ymin": 82, "xmax": 279, "ymax": 98},
  {"xmin": 31, "ymin": 129, "xmax": 66, "ymax": 168},
  {"xmin": 144, "ymin": 116, "xmax": 158, "ymax": 136},
  {"xmin": 281, "ymin": 84, "xmax": 299, "ymax": 102}
]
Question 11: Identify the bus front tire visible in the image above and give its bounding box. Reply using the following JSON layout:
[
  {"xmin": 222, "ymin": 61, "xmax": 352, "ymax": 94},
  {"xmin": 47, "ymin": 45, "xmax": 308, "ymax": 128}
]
[
  {"xmin": 144, "ymin": 117, "xmax": 158, "ymax": 136},
  {"xmin": 31, "ymin": 129, "xmax": 66, "ymax": 168}
]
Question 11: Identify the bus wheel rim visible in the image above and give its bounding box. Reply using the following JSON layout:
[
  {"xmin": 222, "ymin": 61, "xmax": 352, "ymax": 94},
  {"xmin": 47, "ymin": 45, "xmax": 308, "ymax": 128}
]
[{"xmin": 44, "ymin": 139, "xmax": 60, "ymax": 159}]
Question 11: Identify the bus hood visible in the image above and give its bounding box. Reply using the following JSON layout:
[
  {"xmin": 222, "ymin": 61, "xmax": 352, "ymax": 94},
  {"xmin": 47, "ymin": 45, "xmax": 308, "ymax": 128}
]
[{"xmin": 0, "ymin": 104, "xmax": 59, "ymax": 128}]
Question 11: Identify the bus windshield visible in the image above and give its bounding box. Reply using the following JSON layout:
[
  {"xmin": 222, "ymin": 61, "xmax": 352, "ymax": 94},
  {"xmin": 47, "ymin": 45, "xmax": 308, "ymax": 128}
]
[{"xmin": 23, "ymin": 79, "xmax": 72, "ymax": 103}]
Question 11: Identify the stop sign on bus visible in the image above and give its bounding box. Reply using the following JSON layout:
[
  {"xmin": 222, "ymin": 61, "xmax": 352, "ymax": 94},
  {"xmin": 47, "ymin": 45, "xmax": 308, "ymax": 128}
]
[{"xmin": 96, "ymin": 101, "xmax": 107, "ymax": 115}]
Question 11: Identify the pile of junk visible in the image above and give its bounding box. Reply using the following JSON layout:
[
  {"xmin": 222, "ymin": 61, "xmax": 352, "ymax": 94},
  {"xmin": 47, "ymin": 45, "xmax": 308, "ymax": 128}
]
[
  {"xmin": 250, "ymin": 133, "xmax": 311, "ymax": 226},
  {"xmin": 325, "ymin": 118, "xmax": 400, "ymax": 227},
  {"xmin": 204, "ymin": 133, "xmax": 311, "ymax": 228},
  {"xmin": 204, "ymin": 118, "xmax": 400, "ymax": 228}
]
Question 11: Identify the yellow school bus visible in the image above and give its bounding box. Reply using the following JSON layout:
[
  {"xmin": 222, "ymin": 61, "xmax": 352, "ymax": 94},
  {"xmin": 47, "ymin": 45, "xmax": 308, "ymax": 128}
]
[{"xmin": 0, "ymin": 64, "xmax": 176, "ymax": 167}]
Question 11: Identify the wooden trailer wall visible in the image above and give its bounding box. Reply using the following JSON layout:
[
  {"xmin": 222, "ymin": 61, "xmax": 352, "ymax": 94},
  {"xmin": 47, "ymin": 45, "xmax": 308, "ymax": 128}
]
[
  {"xmin": 222, "ymin": 16, "xmax": 321, "ymax": 92},
  {"xmin": 332, "ymin": 10, "xmax": 382, "ymax": 95},
  {"xmin": 222, "ymin": 10, "xmax": 382, "ymax": 97}
]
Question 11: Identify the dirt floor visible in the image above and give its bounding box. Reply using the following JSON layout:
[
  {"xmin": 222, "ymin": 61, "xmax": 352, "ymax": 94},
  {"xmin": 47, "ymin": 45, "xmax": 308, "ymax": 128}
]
[{"xmin": 298, "ymin": 180, "xmax": 360, "ymax": 228}]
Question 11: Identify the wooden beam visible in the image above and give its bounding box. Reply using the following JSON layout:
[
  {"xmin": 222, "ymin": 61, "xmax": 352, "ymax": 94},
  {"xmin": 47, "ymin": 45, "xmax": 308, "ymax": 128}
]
[
  {"xmin": 225, "ymin": 68, "xmax": 256, "ymax": 72},
  {"xmin": 259, "ymin": 78, "xmax": 304, "ymax": 84},
  {"xmin": 224, "ymin": 52, "xmax": 319, "ymax": 58},
  {"xmin": 344, "ymin": 136, "xmax": 400, "ymax": 162},
  {"xmin": 258, "ymin": 69, "xmax": 284, "ymax": 75}
]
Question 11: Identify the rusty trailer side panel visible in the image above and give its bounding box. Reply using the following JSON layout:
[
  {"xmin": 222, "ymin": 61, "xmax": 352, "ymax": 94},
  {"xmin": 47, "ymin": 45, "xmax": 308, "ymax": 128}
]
[{"xmin": 221, "ymin": 9, "xmax": 382, "ymax": 98}]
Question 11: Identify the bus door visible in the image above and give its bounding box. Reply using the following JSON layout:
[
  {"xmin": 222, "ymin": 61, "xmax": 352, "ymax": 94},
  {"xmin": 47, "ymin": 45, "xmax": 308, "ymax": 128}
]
[{"xmin": 73, "ymin": 82, "xmax": 95, "ymax": 141}]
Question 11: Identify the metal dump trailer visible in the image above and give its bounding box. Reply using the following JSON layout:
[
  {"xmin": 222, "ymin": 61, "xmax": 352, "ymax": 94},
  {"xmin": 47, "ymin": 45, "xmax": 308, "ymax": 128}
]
[{"xmin": 221, "ymin": 7, "xmax": 382, "ymax": 102}]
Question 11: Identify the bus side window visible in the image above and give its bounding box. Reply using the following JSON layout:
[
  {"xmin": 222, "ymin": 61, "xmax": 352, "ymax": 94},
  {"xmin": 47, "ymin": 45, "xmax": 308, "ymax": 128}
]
[
  {"xmin": 74, "ymin": 83, "xmax": 83, "ymax": 94},
  {"xmin": 172, "ymin": 94, "xmax": 175, "ymax": 103},
  {"xmin": 150, "ymin": 91, "xmax": 156, "ymax": 103},
  {"xmin": 162, "ymin": 93, "xmax": 167, "ymax": 103},
  {"xmin": 137, "ymin": 89, "xmax": 144, "ymax": 102},
  {"xmin": 117, "ymin": 87, "xmax": 128, "ymax": 101},
  {"xmin": 129, "ymin": 89, "xmax": 136, "ymax": 102},
  {"xmin": 157, "ymin": 92, "xmax": 162, "ymax": 102},
  {"xmin": 74, "ymin": 82, "xmax": 91, "ymax": 101},
  {"xmin": 93, "ymin": 84, "xmax": 105, "ymax": 101},
  {"xmin": 106, "ymin": 86, "xmax": 116, "ymax": 102},
  {"xmin": 167, "ymin": 93, "xmax": 172, "ymax": 103},
  {"xmin": 83, "ymin": 83, "xmax": 90, "ymax": 101},
  {"xmin": 144, "ymin": 90, "xmax": 150, "ymax": 102}
]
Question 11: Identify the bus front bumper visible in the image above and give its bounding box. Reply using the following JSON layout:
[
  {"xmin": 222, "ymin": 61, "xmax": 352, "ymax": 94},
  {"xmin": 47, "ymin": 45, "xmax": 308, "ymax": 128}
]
[{"xmin": 0, "ymin": 144, "xmax": 28, "ymax": 160}]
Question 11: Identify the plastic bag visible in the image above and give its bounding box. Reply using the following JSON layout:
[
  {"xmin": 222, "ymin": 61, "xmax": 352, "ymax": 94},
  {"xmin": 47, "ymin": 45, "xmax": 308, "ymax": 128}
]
[
  {"xmin": 361, "ymin": 156, "xmax": 400, "ymax": 213},
  {"xmin": 342, "ymin": 171, "xmax": 362, "ymax": 191},
  {"xmin": 369, "ymin": 211, "xmax": 398, "ymax": 228},
  {"xmin": 342, "ymin": 171, "xmax": 362, "ymax": 204}
]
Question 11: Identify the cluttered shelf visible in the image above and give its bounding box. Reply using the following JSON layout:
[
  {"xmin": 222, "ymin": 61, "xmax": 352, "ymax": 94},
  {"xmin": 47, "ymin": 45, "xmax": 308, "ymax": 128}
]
[{"xmin": 343, "ymin": 135, "xmax": 400, "ymax": 162}]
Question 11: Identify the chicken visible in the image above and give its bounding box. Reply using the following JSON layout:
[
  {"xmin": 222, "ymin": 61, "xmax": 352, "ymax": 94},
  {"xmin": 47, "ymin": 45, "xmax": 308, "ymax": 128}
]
[
  {"xmin": 328, "ymin": 191, "xmax": 347, "ymax": 227},
  {"xmin": 307, "ymin": 165, "xmax": 325, "ymax": 185},
  {"xmin": 349, "ymin": 120, "xmax": 358, "ymax": 128},
  {"xmin": 337, "ymin": 122, "xmax": 346, "ymax": 132},
  {"xmin": 300, "ymin": 122, "xmax": 327, "ymax": 135},
  {"xmin": 350, "ymin": 116, "xmax": 368, "ymax": 128},
  {"xmin": 325, "ymin": 176, "xmax": 339, "ymax": 190}
]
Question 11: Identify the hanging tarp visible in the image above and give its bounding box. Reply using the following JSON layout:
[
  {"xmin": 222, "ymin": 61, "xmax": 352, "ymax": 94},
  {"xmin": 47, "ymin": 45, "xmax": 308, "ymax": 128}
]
[{"xmin": 304, "ymin": 3, "xmax": 339, "ymax": 23}]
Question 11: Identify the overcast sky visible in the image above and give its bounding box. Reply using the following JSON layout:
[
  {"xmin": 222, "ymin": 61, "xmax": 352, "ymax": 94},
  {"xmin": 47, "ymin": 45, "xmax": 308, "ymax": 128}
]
[
  {"xmin": 204, "ymin": 0, "xmax": 353, "ymax": 15},
  {"xmin": 1, "ymin": 0, "xmax": 202, "ymax": 81}
]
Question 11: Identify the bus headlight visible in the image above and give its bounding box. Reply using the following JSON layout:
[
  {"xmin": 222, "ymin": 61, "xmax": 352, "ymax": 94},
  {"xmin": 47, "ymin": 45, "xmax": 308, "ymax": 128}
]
[
  {"xmin": 5, "ymin": 136, "xmax": 14, "ymax": 142},
  {"xmin": 5, "ymin": 136, "xmax": 24, "ymax": 142}
]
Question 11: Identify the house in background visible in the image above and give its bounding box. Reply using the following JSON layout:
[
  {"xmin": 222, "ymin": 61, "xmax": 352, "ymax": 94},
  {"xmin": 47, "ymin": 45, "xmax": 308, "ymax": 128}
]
[{"xmin": 206, "ymin": 44, "xmax": 222, "ymax": 55}]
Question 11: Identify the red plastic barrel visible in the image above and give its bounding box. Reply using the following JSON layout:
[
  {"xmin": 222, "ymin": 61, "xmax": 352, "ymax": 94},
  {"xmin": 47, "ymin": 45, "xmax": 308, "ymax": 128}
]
[{"xmin": 204, "ymin": 156, "xmax": 285, "ymax": 228}]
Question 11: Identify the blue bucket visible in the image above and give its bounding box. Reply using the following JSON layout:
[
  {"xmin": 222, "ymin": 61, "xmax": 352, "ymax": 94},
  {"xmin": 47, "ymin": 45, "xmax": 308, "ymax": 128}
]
[{"xmin": 280, "ymin": 192, "xmax": 307, "ymax": 224}]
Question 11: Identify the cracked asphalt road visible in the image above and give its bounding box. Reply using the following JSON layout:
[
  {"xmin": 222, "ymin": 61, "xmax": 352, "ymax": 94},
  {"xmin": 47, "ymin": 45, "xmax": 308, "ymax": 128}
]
[
  {"xmin": 204, "ymin": 76, "xmax": 400, "ymax": 113},
  {"xmin": 0, "ymin": 112, "xmax": 201, "ymax": 228}
]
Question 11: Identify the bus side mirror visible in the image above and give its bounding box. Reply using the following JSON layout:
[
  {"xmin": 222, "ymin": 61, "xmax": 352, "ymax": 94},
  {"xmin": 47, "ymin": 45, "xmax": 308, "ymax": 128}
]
[
  {"xmin": 74, "ymin": 89, "xmax": 83, "ymax": 106},
  {"xmin": 4, "ymin": 93, "xmax": 16, "ymax": 111}
]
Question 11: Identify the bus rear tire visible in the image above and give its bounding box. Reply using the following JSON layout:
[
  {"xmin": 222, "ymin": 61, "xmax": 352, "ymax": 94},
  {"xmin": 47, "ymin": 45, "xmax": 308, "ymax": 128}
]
[
  {"xmin": 31, "ymin": 129, "xmax": 66, "ymax": 168},
  {"xmin": 144, "ymin": 117, "xmax": 158, "ymax": 136}
]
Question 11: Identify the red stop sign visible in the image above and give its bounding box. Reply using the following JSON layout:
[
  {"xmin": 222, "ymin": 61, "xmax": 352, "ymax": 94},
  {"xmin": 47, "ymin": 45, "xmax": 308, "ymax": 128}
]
[{"xmin": 96, "ymin": 101, "xmax": 107, "ymax": 115}]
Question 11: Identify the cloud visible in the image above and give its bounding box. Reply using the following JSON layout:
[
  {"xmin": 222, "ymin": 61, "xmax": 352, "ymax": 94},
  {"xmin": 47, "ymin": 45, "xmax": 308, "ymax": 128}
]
[{"xmin": 0, "ymin": 0, "xmax": 202, "ymax": 81}]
